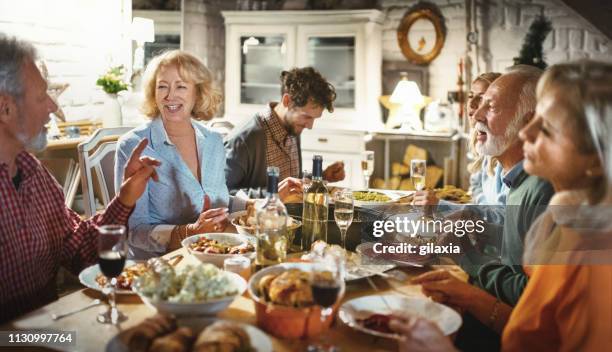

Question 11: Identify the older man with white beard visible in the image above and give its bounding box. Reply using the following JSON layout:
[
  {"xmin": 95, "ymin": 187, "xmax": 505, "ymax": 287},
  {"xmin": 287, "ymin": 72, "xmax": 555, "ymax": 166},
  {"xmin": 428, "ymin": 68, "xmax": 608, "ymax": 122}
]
[
  {"xmin": 409, "ymin": 67, "xmax": 554, "ymax": 351},
  {"xmin": 0, "ymin": 34, "xmax": 160, "ymax": 323}
]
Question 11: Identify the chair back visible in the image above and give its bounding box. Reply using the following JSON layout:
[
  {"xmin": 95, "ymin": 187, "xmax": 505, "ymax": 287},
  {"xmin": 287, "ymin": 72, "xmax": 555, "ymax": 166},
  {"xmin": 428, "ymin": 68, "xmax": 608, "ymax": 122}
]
[{"xmin": 77, "ymin": 127, "xmax": 132, "ymax": 217}]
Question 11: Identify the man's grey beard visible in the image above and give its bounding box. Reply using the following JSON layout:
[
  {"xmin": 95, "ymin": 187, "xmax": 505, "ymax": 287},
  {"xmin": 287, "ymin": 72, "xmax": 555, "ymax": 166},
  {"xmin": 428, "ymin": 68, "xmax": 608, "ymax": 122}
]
[
  {"xmin": 17, "ymin": 129, "xmax": 48, "ymax": 152},
  {"xmin": 475, "ymin": 115, "xmax": 524, "ymax": 156}
]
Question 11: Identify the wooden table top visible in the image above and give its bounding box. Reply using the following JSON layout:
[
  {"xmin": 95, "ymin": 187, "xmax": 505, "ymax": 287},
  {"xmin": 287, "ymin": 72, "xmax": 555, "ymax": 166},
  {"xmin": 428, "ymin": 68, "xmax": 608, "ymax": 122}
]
[{"xmin": 2, "ymin": 248, "xmax": 454, "ymax": 352}]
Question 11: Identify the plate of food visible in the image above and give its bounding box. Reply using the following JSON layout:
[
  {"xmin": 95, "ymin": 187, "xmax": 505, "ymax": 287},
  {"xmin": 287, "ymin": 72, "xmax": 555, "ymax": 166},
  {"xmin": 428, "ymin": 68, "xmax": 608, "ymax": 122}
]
[
  {"xmin": 107, "ymin": 314, "xmax": 272, "ymax": 352},
  {"xmin": 182, "ymin": 233, "xmax": 255, "ymax": 267},
  {"xmin": 133, "ymin": 260, "xmax": 247, "ymax": 316},
  {"xmin": 352, "ymin": 190, "xmax": 400, "ymax": 208},
  {"xmin": 399, "ymin": 185, "xmax": 471, "ymax": 204},
  {"xmin": 302, "ymin": 241, "xmax": 395, "ymax": 281},
  {"xmin": 78, "ymin": 260, "xmax": 147, "ymax": 294},
  {"xmin": 339, "ymin": 294, "xmax": 462, "ymax": 339}
]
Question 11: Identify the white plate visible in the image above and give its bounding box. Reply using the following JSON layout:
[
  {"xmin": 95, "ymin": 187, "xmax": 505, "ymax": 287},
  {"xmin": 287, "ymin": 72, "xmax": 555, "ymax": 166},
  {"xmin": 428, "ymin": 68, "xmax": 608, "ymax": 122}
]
[
  {"xmin": 182, "ymin": 233, "xmax": 256, "ymax": 267},
  {"xmin": 339, "ymin": 294, "xmax": 462, "ymax": 339},
  {"xmin": 106, "ymin": 317, "xmax": 273, "ymax": 352},
  {"xmin": 352, "ymin": 189, "xmax": 401, "ymax": 208},
  {"xmin": 345, "ymin": 262, "xmax": 396, "ymax": 281},
  {"xmin": 355, "ymin": 242, "xmax": 434, "ymax": 267},
  {"xmin": 78, "ymin": 260, "xmax": 139, "ymax": 295}
]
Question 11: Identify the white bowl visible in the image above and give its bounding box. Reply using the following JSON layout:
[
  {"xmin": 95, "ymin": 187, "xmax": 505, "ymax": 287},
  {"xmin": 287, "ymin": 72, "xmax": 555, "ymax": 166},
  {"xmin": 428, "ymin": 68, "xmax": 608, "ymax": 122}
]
[
  {"xmin": 182, "ymin": 233, "xmax": 256, "ymax": 267},
  {"xmin": 229, "ymin": 210, "xmax": 257, "ymax": 236},
  {"xmin": 135, "ymin": 271, "xmax": 247, "ymax": 316}
]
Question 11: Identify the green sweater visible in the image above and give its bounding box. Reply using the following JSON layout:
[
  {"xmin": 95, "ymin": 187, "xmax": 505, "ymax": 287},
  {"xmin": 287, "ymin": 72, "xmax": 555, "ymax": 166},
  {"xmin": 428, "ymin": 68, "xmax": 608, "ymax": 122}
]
[{"xmin": 476, "ymin": 170, "xmax": 554, "ymax": 306}]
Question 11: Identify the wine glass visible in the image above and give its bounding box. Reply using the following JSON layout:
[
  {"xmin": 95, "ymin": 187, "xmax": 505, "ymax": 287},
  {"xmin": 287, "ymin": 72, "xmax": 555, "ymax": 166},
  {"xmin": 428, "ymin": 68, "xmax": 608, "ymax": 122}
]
[
  {"xmin": 309, "ymin": 254, "xmax": 344, "ymax": 352},
  {"xmin": 361, "ymin": 151, "xmax": 374, "ymax": 189},
  {"xmin": 410, "ymin": 159, "xmax": 427, "ymax": 191},
  {"xmin": 333, "ymin": 189, "xmax": 354, "ymax": 249},
  {"xmin": 97, "ymin": 225, "xmax": 128, "ymax": 325}
]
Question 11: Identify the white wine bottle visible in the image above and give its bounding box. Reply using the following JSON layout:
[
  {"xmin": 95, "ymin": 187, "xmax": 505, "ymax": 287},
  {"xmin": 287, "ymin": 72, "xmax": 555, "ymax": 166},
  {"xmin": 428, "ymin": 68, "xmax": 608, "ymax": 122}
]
[
  {"xmin": 302, "ymin": 155, "xmax": 329, "ymax": 250},
  {"xmin": 256, "ymin": 167, "xmax": 288, "ymax": 268}
]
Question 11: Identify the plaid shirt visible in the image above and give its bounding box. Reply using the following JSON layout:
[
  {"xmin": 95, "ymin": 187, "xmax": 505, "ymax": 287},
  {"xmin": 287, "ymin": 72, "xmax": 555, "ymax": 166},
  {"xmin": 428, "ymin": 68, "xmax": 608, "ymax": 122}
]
[
  {"xmin": 260, "ymin": 103, "xmax": 300, "ymax": 180},
  {"xmin": 0, "ymin": 151, "xmax": 132, "ymax": 323}
]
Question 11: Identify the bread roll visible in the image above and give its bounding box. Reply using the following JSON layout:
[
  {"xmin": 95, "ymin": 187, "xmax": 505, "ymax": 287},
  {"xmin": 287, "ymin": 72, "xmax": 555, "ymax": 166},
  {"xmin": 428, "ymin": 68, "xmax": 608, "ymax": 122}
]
[
  {"xmin": 149, "ymin": 327, "xmax": 194, "ymax": 352},
  {"xmin": 119, "ymin": 314, "xmax": 177, "ymax": 352},
  {"xmin": 194, "ymin": 321, "xmax": 252, "ymax": 352}
]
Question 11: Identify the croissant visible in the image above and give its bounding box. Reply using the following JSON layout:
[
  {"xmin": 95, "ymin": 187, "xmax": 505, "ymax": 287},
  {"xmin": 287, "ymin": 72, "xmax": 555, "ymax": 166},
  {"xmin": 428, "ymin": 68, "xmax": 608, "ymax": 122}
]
[
  {"xmin": 193, "ymin": 321, "xmax": 252, "ymax": 352},
  {"xmin": 119, "ymin": 314, "xmax": 177, "ymax": 352},
  {"xmin": 149, "ymin": 327, "xmax": 194, "ymax": 352}
]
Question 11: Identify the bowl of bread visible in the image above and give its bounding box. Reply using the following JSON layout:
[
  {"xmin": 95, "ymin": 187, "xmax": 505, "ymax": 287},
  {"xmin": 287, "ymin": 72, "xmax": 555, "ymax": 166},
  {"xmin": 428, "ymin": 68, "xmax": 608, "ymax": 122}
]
[
  {"xmin": 229, "ymin": 207, "xmax": 302, "ymax": 241},
  {"xmin": 247, "ymin": 262, "xmax": 346, "ymax": 339}
]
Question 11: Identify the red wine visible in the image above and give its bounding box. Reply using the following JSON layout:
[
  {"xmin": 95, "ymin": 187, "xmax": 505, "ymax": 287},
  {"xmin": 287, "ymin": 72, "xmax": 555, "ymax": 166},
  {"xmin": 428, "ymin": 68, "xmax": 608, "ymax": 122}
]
[
  {"xmin": 99, "ymin": 250, "xmax": 126, "ymax": 278},
  {"xmin": 312, "ymin": 281, "xmax": 340, "ymax": 308}
]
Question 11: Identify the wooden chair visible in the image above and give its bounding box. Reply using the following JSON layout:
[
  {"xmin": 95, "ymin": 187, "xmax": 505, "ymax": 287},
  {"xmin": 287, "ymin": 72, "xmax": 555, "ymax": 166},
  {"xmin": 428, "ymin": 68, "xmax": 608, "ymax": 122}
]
[{"xmin": 77, "ymin": 127, "xmax": 133, "ymax": 217}]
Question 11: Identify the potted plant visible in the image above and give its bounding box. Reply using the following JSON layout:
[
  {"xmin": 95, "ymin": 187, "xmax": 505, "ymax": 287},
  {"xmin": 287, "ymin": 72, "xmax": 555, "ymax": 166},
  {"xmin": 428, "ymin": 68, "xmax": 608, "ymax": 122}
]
[{"xmin": 96, "ymin": 65, "xmax": 129, "ymax": 127}]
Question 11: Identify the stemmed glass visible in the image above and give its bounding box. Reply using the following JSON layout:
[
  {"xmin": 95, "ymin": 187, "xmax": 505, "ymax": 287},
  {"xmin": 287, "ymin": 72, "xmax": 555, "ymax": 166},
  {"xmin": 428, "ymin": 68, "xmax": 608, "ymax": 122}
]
[
  {"xmin": 361, "ymin": 151, "xmax": 374, "ymax": 189},
  {"xmin": 308, "ymin": 253, "xmax": 344, "ymax": 352},
  {"xmin": 410, "ymin": 159, "xmax": 427, "ymax": 191},
  {"xmin": 97, "ymin": 225, "xmax": 128, "ymax": 325},
  {"xmin": 333, "ymin": 189, "xmax": 354, "ymax": 250}
]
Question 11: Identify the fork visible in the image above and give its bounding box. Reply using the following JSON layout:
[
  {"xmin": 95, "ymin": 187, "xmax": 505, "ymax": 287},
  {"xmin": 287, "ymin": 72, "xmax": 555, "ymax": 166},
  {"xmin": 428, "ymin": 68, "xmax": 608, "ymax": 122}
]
[
  {"xmin": 365, "ymin": 277, "xmax": 393, "ymax": 312},
  {"xmin": 51, "ymin": 299, "xmax": 102, "ymax": 320}
]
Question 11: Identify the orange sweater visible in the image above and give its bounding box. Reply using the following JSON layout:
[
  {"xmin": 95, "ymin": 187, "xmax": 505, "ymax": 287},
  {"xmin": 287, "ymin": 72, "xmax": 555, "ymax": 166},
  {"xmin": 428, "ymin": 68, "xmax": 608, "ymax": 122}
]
[{"xmin": 502, "ymin": 265, "xmax": 612, "ymax": 352}]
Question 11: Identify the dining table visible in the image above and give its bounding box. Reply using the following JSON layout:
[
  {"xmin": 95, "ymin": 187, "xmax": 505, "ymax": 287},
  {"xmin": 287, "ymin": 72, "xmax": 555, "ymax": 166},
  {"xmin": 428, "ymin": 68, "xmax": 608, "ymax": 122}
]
[{"xmin": 1, "ymin": 229, "xmax": 463, "ymax": 352}]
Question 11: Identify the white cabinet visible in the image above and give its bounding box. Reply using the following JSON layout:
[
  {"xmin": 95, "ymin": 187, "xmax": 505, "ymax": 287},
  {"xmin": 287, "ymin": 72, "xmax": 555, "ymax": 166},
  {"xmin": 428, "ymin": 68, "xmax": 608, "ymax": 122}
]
[
  {"xmin": 222, "ymin": 10, "xmax": 384, "ymax": 131},
  {"xmin": 300, "ymin": 129, "xmax": 366, "ymax": 189}
]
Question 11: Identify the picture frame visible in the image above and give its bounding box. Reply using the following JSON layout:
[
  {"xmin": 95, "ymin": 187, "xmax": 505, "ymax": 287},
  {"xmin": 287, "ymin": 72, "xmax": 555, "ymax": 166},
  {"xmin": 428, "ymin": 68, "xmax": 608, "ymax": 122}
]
[{"xmin": 396, "ymin": 3, "xmax": 446, "ymax": 65}]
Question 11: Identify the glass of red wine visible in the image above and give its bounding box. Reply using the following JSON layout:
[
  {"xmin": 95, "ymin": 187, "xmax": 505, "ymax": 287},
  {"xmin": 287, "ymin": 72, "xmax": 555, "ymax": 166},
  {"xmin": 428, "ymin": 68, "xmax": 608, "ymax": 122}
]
[
  {"xmin": 308, "ymin": 254, "xmax": 344, "ymax": 352},
  {"xmin": 97, "ymin": 225, "xmax": 128, "ymax": 325}
]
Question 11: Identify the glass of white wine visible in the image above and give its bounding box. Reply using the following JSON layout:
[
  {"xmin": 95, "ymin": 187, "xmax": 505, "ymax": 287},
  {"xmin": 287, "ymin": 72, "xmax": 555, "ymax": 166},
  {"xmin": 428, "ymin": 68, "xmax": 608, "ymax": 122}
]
[
  {"xmin": 333, "ymin": 189, "xmax": 354, "ymax": 249},
  {"xmin": 410, "ymin": 159, "xmax": 427, "ymax": 191},
  {"xmin": 361, "ymin": 151, "xmax": 375, "ymax": 189}
]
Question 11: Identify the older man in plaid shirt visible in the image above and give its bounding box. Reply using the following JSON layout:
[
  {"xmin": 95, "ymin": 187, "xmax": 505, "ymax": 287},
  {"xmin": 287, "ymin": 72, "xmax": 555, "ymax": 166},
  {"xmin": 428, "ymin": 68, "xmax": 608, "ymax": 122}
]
[{"xmin": 0, "ymin": 35, "xmax": 160, "ymax": 323}]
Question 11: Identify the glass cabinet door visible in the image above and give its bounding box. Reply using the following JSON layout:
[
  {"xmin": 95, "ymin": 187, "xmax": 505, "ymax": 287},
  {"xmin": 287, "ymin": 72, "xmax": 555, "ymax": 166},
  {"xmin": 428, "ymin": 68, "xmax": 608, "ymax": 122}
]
[
  {"xmin": 240, "ymin": 35, "xmax": 287, "ymax": 105},
  {"xmin": 306, "ymin": 36, "xmax": 355, "ymax": 108}
]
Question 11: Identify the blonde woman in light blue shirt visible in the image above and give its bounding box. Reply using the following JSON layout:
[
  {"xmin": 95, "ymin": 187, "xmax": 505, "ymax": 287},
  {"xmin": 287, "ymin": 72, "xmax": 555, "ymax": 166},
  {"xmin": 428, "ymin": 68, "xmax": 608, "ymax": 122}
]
[{"xmin": 115, "ymin": 50, "xmax": 247, "ymax": 259}]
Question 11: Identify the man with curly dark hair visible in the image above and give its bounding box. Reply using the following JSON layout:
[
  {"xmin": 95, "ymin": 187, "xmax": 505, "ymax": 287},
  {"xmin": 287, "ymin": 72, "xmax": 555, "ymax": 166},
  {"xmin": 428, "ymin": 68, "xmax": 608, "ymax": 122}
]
[{"xmin": 224, "ymin": 67, "xmax": 345, "ymax": 201}]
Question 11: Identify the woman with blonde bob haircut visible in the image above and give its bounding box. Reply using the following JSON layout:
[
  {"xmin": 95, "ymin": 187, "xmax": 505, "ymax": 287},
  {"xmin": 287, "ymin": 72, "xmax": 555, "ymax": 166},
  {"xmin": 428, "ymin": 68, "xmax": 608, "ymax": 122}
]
[
  {"xmin": 115, "ymin": 50, "xmax": 247, "ymax": 259},
  {"xmin": 389, "ymin": 60, "xmax": 612, "ymax": 352}
]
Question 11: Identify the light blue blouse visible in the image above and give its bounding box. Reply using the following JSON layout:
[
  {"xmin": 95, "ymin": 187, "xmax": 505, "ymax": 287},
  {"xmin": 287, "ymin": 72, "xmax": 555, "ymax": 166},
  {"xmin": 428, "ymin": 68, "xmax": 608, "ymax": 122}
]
[{"xmin": 114, "ymin": 118, "xmax": 243, "ymax": 259}]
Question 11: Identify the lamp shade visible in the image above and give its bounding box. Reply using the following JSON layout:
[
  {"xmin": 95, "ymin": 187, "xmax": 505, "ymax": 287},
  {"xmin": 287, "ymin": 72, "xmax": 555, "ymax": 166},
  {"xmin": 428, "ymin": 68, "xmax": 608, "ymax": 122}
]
[
  {"xmin": 132, "ymin": 17, "xmax": 155, "ymax": 43},
  {"xmin": 389, "ymin": 79, "xmax": 423, "ymax": 105}
]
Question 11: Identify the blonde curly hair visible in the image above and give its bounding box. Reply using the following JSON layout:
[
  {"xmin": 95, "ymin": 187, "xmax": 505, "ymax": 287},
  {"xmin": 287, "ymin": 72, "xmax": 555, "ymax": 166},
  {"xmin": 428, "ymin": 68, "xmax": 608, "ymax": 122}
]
[{"xmin": 141, "ymin": 50, "xmax": 222, "ymax": 121}]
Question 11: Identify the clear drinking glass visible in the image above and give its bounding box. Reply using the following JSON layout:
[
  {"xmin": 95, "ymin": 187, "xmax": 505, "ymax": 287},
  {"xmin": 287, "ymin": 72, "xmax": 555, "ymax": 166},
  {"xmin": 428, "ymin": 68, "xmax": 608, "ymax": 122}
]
[
  {"xmin": 97, "ymin": 225, "xmax": 128, "ymax": 325},
  {"xmin": 333, "ymin": 189, "xmax": 354, "ymax": 249},
  {"xmin": 410, "ymin": 159, "xmax": 427, "ymax": 191},
  {"xmin": 361, "ymin": 151, "xmax": 375, "ymax": 189}
]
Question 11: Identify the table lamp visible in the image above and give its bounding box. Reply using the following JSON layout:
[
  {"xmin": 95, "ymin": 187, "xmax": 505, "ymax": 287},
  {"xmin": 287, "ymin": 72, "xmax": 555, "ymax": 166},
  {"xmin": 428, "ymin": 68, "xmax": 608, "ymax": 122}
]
[
  {"xmin": 388, "ymin": 72, "xmax": 425, "ymax": 130},
  {"xmin": 131, "ymin": 17, "xmax": 155, "ymax": 73}
]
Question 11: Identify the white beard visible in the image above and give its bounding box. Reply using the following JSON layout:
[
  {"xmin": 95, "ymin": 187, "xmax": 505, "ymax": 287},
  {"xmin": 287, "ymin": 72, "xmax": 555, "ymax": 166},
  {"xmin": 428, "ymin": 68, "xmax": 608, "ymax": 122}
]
[
  {"xmin": 474, "ymin": 123, "xmax": 509, "ymax": 156},
  {"xmin": 17, "ymin": 129, "xmax": 48, "ymax": 152}
]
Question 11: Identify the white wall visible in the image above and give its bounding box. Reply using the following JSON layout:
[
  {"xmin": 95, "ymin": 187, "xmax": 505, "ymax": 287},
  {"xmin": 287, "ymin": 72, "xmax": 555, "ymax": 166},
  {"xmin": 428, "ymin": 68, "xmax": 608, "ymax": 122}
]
[
  {"xmin": 0, "ymin": 0, "xmax": 132, "ymax": 122},
  {"xmin": 381, "ymin": 0, "xmax": 611, "ymax": 101}
]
